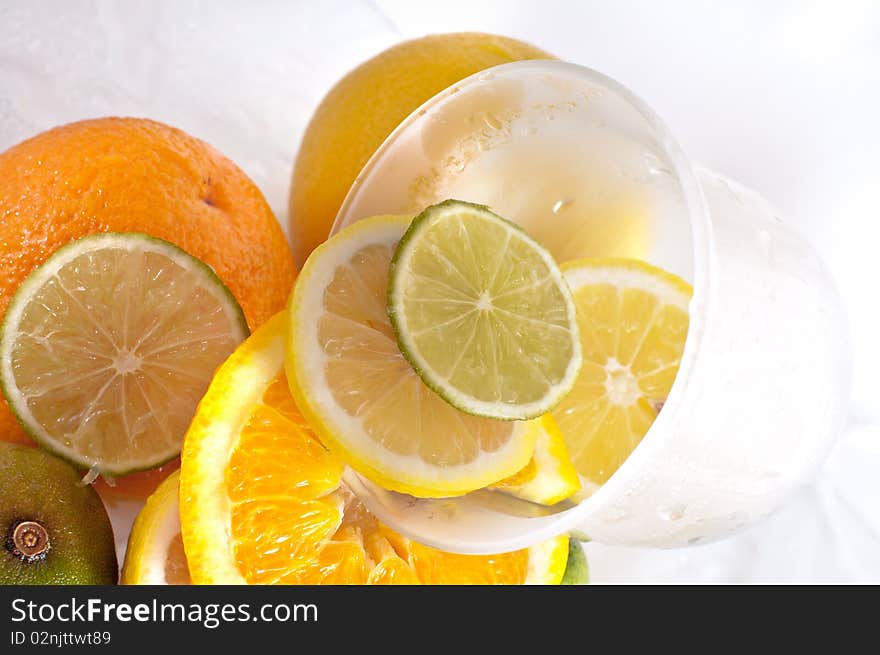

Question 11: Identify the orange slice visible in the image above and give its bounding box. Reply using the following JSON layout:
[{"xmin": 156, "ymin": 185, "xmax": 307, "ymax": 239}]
[{"xmin": 179, "ymin": 313, "xmax": 568, "ymax": 584}]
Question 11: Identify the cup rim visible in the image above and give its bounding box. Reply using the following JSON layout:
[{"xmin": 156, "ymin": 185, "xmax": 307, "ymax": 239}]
[{"xmin": 333, "ymin": 59, "xmax": 716, "ymax": 549}]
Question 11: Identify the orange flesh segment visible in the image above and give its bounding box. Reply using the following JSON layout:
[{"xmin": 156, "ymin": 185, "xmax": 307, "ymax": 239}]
[{"xmin": 224, "ymin": 371, "xmax": 531, "ymax": 584}]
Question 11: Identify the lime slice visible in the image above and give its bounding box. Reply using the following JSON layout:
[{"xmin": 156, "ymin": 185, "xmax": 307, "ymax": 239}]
[
  {"xmin": 388, "ymin": 200, "xmax": 582, "ymax": 420},
  {"xmin": 287, "ymin": 214, "xmax": 537, "ymax": 498},
  {"xmin": 0, "ymin": 232, "xmax": 249, "ymax": 476}
]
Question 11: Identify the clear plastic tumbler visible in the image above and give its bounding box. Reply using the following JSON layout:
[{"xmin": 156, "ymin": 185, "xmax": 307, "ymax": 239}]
[{"xmin": 332, "ymin": 61, "xmax": 852, "ymax": 553}]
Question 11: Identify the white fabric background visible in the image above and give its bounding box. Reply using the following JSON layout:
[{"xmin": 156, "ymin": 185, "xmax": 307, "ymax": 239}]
[{"xmin": 1, "ymin": 0, "xmax": 877, "ymax": 583}]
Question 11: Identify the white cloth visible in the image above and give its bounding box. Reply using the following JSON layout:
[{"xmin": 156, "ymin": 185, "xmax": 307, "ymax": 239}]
[{"xmin": 1, "ymin": 0, "xmax": 877, "ymax": 583}]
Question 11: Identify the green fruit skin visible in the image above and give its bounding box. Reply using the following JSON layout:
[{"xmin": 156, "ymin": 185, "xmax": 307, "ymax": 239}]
[
  {"xmin": 1, "ymin": 443, "xmax": 118, "ymax": 585},
  {"xmin": 0, "ymin": 231, "xmax": 250, "ymax": 477},
  {"xmin": 561, "ymin": 537, "xmax": 589, "ymax": 585}
]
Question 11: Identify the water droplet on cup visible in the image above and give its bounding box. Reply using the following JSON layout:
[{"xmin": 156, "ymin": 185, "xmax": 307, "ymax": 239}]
[
  {"xmin": 604, "ymin": 507, "xmax": 628, "ymax": 523},
  {"xmin": 552, "ymin": 198, "xmax": 573, "ymax": 215},
  {"xmin": 658, "ymin": 504, "xmax": 686, "ymax": 521},
  {"xmin": 757, "ymin": 228, "xmax": 776, "ymax": 266},
  {"xmin": 642, "ymin": 152, "xmax": 671, "ymax": 178},
  {"xmin": 481, "ymin": 112, "xmax": 503, "ymax": 131},
  {"xmin": 478, "ymin": 71, "xmax": 495, "ymax": 82},
  {"xmin": 727, "ymin": 512, "xmax": 747, "ymax": 525},
  {"xmin": 722, "ymin": 177, "xmax": 745, "ymax": 205}
]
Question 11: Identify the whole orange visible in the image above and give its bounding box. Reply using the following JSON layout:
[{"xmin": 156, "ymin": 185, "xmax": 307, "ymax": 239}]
[{"xmin": 0, "ymin": 117, "xmax": 296, "ymax": 447}]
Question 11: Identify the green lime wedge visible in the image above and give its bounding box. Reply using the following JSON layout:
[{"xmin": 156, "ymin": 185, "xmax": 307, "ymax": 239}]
[
  {"xmin": 561, "ymin": 537, "xmax": 589, "ymax": 585},
  {"xmin": 0, "ymin": 232, "xmax": 249, "ymax": 476},
  {"xmin": 388, "ymin": 200, "xmax": 581, "ymax": 420}
]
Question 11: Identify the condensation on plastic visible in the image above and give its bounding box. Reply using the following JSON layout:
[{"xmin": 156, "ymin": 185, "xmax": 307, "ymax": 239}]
[
  {"xmin": 334, "ymin": 61, "xmax": 852, "ymax": 555},
  {"xmin": 1, "ymin": 2, "xmax": 875, "ymax": 583}
]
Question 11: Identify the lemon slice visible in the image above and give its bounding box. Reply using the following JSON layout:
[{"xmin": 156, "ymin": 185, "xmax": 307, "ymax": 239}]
[
  {"xmin": 388, "ymin": 200, "xmax": 582, "ymax": 420},
  {"xmin": 286, "ymin": 214, "xmax": 537, "ymax": 498},
  {"xmin": 0, "ymin": 233, "xmax": 249, "ymax": 476},
  {"xmin": 121, "ymin": 470, "xmax": 190, "ymax": 585},
  {"xmin": 179, "ymin": 312, "xmax": 568, "ymax": 585},
  {"xmin": 492, "ymin": 415, "xmax": 581, "ymax": 505},
  {"xmin": 552, "ymin": 258, "xmax": 691, "ymax": 488}
]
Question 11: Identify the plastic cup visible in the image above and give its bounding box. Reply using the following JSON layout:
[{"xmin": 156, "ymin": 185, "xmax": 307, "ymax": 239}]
[{"xmin": 332, "ymin": 61, "xmax": 852, "ymax": 553}]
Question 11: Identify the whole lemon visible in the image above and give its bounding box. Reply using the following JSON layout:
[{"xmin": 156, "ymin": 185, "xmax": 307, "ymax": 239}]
[{"xmin": 288, "ymin": 32, "xmax": 552, "ymax": 266}]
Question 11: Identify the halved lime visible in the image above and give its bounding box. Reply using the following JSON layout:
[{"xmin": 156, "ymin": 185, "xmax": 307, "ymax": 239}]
[
  {"xmin": 0, "ymin": 232, "xmax": 249, "ymax": 477},
  {"xmin": 388, "ymin": 200, "xmax": 582, "ymax": 420}
]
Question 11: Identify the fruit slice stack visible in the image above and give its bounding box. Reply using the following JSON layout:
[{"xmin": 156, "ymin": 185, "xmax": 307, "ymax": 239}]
[{"xmin": 177, "ymin": 314, "xmax": 570, "ymax": 584}]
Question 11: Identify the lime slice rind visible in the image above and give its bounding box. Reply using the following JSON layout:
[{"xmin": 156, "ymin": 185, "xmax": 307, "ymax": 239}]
[
  {"xmin": 0, "ymin": 232, "xmax": 249, "ymax": 476},
  {"xmin": 388, "ymin": 200, "xmax": 582, "ymax": 421}
]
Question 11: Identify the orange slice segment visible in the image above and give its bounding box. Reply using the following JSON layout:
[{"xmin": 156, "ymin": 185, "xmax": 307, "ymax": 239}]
[{"xmin": 179, "ymin": 313, "xmax": 567, "ymax": 585}]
